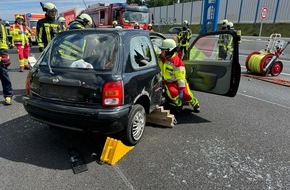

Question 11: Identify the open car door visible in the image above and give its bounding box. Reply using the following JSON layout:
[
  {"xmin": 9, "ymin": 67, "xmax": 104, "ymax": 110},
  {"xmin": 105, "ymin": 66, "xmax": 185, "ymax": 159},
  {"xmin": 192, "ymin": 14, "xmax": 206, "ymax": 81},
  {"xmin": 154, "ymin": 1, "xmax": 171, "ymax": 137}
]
[{"xmin": 184, "ymin": 30, "xmax": 241, "ymax": 97}]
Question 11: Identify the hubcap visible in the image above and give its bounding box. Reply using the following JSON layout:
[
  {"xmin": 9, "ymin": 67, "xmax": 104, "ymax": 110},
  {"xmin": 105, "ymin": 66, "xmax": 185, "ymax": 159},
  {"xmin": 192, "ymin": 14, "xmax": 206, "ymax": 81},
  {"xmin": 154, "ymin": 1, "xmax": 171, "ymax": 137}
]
[
  {"xmin": 132, "ymin": 111, "xmax": 145, "ymax": 141},
  {"xmin": 271, "ymin": 62, "xmax": 282, "ymax": 76}
]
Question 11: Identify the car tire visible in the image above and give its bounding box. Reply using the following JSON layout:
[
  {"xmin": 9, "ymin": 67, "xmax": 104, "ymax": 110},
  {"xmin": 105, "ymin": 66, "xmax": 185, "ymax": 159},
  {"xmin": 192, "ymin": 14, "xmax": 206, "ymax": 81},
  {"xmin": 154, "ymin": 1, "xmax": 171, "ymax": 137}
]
[{"xmin": 121, "ymin": 104, "xmax": 146, "ymax": 146}]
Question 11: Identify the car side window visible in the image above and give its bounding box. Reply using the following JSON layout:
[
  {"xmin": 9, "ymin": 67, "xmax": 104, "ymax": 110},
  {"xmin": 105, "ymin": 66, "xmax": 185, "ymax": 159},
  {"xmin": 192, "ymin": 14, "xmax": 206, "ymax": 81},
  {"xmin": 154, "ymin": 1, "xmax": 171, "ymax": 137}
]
[{"xmin": 130, "ymin": 36, "xmax": 157, "ymax": 69}]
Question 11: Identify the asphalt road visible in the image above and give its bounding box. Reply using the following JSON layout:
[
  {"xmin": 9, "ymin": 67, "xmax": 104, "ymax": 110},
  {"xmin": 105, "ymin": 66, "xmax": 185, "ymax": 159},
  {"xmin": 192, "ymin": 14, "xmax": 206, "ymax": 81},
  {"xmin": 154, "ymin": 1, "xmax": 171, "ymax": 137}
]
[{"xmin": 0, "ymin": 45, "xmax": 290, "ymax": 190}]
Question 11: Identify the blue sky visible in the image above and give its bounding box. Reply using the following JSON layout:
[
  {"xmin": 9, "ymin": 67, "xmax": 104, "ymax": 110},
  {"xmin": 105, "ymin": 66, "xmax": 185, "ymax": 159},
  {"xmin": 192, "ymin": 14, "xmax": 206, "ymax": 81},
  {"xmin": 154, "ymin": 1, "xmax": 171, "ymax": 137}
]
[{"xmin": 0, "ymin": 0, "xmax": 126, "ymax": 21}]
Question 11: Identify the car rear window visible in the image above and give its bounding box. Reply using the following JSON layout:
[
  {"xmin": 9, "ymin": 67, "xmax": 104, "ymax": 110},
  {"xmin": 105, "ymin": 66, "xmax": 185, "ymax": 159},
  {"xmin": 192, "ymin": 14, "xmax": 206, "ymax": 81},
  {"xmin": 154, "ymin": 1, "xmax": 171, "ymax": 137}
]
[{"xmin": 42, "ymin": 31, "xmax": 119, "ymax": 71}]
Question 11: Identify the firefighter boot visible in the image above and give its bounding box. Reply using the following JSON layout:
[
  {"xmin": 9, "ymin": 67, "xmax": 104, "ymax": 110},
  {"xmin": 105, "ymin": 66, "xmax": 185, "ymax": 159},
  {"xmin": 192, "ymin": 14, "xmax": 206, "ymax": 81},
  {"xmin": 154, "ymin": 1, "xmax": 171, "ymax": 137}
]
[
  {"xmin": 190, "ymin": 100, "xmax": 200, "ymax": 113},
  {"xmin": 5, "ymin": 97, "xmax": 12, "ymax": 105}
]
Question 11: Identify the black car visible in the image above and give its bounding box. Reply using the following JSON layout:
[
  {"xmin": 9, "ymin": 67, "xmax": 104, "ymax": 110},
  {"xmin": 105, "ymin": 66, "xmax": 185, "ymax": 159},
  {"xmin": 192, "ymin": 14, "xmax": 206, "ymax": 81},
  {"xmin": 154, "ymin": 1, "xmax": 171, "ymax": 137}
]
[{"xmin": 23, "ymin": 28, "xmax": 241, "ymax": 145}]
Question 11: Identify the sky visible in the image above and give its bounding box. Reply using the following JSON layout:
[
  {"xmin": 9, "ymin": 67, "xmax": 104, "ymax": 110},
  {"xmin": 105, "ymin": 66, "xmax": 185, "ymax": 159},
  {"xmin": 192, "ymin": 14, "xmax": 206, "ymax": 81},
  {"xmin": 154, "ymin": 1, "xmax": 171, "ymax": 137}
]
[{"xmin": 0, "ymin": 0, "xmax": 126, "ymax": 21}]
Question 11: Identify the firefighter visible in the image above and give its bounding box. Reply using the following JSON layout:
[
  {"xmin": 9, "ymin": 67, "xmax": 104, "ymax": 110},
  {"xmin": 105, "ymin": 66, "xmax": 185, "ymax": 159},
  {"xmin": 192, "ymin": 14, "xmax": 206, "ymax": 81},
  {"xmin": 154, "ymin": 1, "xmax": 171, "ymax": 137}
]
[
  {"xmin": 0, "ymin": 20, "xmax": 13, "ymax": 105},
  {"xmin": 4, "ymin": 21, "xmax": 12, "ymax": 48},
  {"xmin": 148, "ymin": 23, "xmax": 154, "ymax": 31},
  {"xmin": 68, "ymin": 13, "xmax": 93, "ymax": 29},
  {"xmin": 58, "ymin": 16, "xmax": 67, "ymax": 32},
  {"xmin": 177, "ymin": 20, "xmax": 192, "ymax": 59},
  {"xmin": 10, "ymin": 15, "xmax": 31, "ymax": 71},
  {"xmin": 158, "ymin": 39, "xmax": 200, "ymax": 112},
  {"xmin": 58, "ymin": 14, "xmax": 94, "ymax": 65},
  {"xmin": 218, "ymin": 19, "xmax": 229, "ymax": 60},
  {"xmin": 36, "ymin": 2, "xmax": 59, "ymax": 52},
  {"xmin": 134, "ymin": 22, "xmax": 140, "ymax": 29}
]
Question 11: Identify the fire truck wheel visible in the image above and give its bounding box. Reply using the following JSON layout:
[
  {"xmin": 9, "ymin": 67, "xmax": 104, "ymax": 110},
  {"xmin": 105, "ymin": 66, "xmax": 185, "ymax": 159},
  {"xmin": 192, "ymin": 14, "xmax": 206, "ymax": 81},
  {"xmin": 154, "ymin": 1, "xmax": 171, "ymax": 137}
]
[{"xmin": 270, "ymin": 61, "xmax": 283, "ymax": 76}]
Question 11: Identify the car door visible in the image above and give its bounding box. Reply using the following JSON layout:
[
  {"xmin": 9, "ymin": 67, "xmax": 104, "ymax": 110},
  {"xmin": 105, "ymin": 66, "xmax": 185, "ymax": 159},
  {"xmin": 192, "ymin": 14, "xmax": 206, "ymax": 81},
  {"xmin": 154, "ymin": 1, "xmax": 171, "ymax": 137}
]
[{"xmin": 184, "ymin": 30, "xmax": 241, "ymax": 97}]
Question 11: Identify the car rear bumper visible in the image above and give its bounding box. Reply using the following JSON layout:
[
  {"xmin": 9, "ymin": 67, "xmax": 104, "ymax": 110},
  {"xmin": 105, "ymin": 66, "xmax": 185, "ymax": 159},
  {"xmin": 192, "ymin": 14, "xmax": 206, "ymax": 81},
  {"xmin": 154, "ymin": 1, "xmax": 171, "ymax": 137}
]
[{"xmin": 23, "ymin": 96, "xmax": 130, "ymax": 133}]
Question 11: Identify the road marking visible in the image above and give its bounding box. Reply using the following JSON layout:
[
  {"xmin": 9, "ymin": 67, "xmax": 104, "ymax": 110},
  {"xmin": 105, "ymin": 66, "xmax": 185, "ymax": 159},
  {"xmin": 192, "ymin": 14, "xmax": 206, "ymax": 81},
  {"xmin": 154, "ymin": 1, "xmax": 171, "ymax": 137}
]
[
  {"xmin": 113, "ymin": 165, "xmax": 135, "ymax": 190},
  {"xmin": 238, "ymin": 93, "xmax": 290, "ymax": 110}
]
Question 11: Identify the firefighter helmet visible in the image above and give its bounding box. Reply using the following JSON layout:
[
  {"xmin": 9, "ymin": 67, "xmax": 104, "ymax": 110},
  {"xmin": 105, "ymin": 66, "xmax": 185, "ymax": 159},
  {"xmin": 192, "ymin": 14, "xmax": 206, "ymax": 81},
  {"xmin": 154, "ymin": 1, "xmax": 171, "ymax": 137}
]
[
  {"xmin": 58, "ymin": 17, "xmax": 66, "ymax": 23},
  {"xmin": 183, "ymin": 20, "xmax": 188, "ymax": 25},
  {"xmin": 220, "ymin": 19, "xmax": 228, "ymax": 26},
  {"xmin": 148, "ymin": 23, "xmax": 152, "ymax": 27},
  {"xmin": 227, "ymin": 22, "xmax": 234, "ymax": 29},
  {"xmin": 76, "ymin": 13, "xmax": 93, "ymax": 27},
  {"xmin": 159, "ymin": 39, "xmax": 177, "ymax": 51},
  {"xmin": 15, "ymin": 15, "xmax": 24, "ymax": 21},
  {"xmin": 41, "ymin": 2, "xmax": 57, "ymax": 12},
  {"xmin": 134, "ymin": 22, "xmax": 140, "ymax": 29},
  {"xmin": 113, "ymin": 21, "xmax": 118, "ymax": 25},
  {"xmin": 5, "ymin": 21, "xmax": 9, "ymax": 25}
]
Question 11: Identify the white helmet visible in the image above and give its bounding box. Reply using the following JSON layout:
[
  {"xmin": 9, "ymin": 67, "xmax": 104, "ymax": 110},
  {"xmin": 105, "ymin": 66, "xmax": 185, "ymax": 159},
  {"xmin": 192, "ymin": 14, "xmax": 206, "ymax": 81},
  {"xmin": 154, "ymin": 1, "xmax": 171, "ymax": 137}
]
[
  {"xmin": 148, "ymin": 23, "xmax": 152, "ymax": 27},
  {"xmin": 115, "ymin": 26, "xmax": 122, "ymax": 29},
  {"xmin": 227, "ymin": 22, "xmax": 234, "ymax": 28},
  {"xmin": 58, "ymin": 17, "xmax": 66, "ymax": 23},
  {"xmin": 183, "ymin": 20, "xmax": 188, "ymax": 25},
  {"xmin": 113, "ymin": 20, "xmax": 118, "ymax": 25},
  {"xmin": 5, "ymin": 21, "xmax": 9, "ymax": 25},
  {"xmin": 159, "ymin": 39, "xmax": 177, "ymax": 51},
  {"xmin": 220, "ymin": 19, "xmax": 228, "ymax": 26},
  {"xmin": 77, "ymin": 13, "xmax": 93, "ymax": 27},
  {"xmin": 41, "ymin": 2, "xmax": 57, "ymax": 12}
]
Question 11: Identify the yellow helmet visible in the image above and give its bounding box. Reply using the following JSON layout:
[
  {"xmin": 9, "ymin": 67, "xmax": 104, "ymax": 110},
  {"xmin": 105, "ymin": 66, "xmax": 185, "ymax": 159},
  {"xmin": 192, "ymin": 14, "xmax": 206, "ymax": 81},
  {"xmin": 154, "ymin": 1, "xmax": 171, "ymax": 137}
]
[
  {"xmin": 159, "ymin": 39, "xmax": 177, "ymax": 51},
  {"xmin": 15, "ymin": 15, "xmax": 24, "ymax": 21},
  {"xmin": 41, "ymin": 2, "xmax": 57, "ymax": 12}
]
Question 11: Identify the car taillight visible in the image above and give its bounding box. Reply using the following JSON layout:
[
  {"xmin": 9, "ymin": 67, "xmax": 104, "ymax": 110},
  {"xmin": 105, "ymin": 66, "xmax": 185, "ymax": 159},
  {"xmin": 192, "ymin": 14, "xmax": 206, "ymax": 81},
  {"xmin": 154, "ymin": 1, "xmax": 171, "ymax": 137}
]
[
  {"xmin": 25, "ymin": 73, "xmax": 31, "ymax": 96},
  {"xmin": 102, "ymin": 81, "xmax": 123, "ymax": 107}
]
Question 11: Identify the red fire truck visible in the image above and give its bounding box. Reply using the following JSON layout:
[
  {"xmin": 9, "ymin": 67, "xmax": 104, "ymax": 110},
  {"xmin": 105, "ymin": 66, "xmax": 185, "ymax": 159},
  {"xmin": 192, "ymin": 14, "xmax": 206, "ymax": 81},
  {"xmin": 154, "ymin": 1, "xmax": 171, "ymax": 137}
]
[
  {"xmin": 82, "ymin": 3, "xmax": 154, "ymax": 29},
  {"xmin": 60, "ymin": 8, "xmax": 83, "ymax": 27}
]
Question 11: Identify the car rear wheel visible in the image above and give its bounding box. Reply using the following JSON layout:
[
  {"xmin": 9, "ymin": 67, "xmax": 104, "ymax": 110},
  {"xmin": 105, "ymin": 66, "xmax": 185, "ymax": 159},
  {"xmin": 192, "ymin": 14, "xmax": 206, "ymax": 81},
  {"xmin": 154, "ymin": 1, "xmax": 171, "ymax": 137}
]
[{"xmin": 121, "ymin": 104, "xmax": 146, "ymax": 146}]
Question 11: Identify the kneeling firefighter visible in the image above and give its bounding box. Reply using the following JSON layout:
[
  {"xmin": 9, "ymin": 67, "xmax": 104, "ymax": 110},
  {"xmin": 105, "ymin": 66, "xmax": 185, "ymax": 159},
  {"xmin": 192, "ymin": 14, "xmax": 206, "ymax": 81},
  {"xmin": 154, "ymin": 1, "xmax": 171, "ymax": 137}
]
[{"xmin": 158, "ymin": 39, "xmax": 200, "ymax": 112}]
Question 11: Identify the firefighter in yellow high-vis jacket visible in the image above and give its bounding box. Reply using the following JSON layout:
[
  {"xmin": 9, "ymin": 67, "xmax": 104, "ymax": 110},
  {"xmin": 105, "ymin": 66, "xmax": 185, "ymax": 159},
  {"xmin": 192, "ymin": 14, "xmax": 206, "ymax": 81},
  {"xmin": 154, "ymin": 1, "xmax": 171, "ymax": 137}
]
[
  {"xmin": 0, "ymin": 19, "xmax": 13, "ymax": 105},
  {"xmin": 10, "ymin": 15, "xmax": 31, "ymax": 71}
]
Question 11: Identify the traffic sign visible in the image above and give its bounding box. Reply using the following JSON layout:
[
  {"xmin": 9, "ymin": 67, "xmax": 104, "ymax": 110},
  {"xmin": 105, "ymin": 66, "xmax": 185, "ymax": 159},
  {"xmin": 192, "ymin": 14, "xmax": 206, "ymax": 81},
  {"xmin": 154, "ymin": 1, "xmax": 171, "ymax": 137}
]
[{"xmin": 260, "ymin": 7, "xmax": 268, "ymax": 20}]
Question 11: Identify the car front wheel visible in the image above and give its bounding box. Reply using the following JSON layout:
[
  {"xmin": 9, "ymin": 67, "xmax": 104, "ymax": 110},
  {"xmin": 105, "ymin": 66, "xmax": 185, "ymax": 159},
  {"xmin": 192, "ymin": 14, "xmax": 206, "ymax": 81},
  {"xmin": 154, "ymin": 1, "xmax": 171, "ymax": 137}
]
[{"xmin": 121, "ymin": 104, "xmax": 146, "ymax": 146}]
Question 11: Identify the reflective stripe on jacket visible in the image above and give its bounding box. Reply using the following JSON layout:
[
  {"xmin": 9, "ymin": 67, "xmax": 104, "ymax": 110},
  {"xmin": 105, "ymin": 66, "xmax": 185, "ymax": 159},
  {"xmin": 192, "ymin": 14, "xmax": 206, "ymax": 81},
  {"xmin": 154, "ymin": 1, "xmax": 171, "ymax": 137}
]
[
  {"xmin": 36, "ymin": 17, "xmax": 59, "ymax": 48},
  {"xmin": 0, "ymin": 23, "xmax": 8, "ymax": 49},
  {"xmin": 10, "ymin": 23, "xmax": 30, "ymax": 46},
  {"xmin": 177, "ymin": 28, "xmax": 192, "ymax": 48},
  {"xmin": 158, "ymin": 53, "xmax": 186, "ymax": 88}
]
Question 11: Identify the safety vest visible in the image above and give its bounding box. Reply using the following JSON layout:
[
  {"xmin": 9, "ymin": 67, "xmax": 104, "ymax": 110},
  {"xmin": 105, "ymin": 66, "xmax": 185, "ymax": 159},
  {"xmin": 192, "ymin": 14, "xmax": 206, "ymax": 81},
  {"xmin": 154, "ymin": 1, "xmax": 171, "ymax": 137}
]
[
  {"xmin": 10, "ymin": 23, "xmax": 30, "ymax": 46},
  {"xmin": 36, "ymin": 17, "xmax": 59, "ymax": 48},
  {"xmin": 158, "ymin": 53, "xmax": 186, "ymax": 88},
  {"xmin": 0, "ymin": 23, "xmax": 8, "ymax": 50},
  {"xmin": 177, "ymin": 28, "xmax": 192, "ymax": 48},
  {"xmin": 218, "ymin": 34, "xmax": 233, "ymax": 51},
  {"xmin": 58, "ymin": 39, "xmax": 86, "ymax": 61}
]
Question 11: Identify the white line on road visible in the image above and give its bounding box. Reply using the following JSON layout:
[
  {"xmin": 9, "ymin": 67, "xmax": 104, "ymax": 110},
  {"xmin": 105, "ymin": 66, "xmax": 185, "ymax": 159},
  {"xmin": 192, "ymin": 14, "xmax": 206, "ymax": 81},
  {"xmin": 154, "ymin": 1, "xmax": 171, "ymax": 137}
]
[
  {"xmin": 113, "ymin": 165, "xmax": 135, "ymax": 190},
  {"xmin": 238, "ymin": 93, "xmax": 290, "ymax": 110}
]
